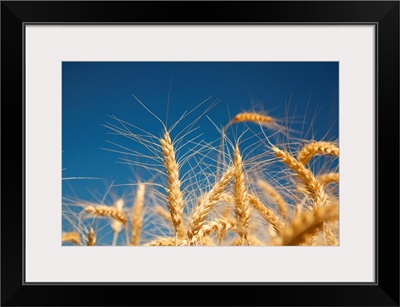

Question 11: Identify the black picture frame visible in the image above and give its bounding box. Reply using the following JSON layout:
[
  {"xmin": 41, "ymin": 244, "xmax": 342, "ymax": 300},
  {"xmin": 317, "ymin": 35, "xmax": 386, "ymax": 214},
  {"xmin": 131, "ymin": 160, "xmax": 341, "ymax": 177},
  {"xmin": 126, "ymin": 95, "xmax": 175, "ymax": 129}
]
[{"xmin": 1, "ymin": 1, "xmax": 399, "ymax": 306}]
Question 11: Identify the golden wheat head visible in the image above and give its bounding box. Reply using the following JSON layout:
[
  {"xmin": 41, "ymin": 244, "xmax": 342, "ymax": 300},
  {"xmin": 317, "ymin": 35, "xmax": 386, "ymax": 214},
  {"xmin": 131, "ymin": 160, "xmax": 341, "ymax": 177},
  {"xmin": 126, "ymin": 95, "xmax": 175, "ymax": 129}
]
[
  {"xmin": 160, "ymin": 131, "xmax": 185, "ymax": 239},
  {"xmin": 85, "ymin": 205, "xmax": 127, "ymax": 225}
]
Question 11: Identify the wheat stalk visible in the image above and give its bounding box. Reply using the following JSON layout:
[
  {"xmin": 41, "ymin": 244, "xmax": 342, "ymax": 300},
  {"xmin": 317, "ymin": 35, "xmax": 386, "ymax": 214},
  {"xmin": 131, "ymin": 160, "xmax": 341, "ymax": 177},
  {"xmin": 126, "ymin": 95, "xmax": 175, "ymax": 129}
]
[
  {"xmin": 220, "ymin": 192, "xmax": 234, "ymax": 220},
  {"xmin": 131, "ymin": 183, "xmax": 145, "ymax": 246},
  {"xmin": 297, "ymin": 141, "xmax": 339, "ymax": 165},
  {"xmin": 248, "ymin": 194, "xmax": 285, "ymax": 234},
  {"xmin": 228, "ymin": 112, "xmax": 275, "ymax": 127},
  {"xmin": 87, "ymin": 227, "xmax": 96, "ymax": 246},
  {"xmin": 304, "ymin": 227, "xmax": 321, "ymax": 246},
  {"xmin": 144, "ymin": 237, "xmax": 189, "ymax": 246},
  {"xmin": 200, "ymin": 236, "xmax": 215, "ymax": 246},
  {"xmin": 110, "ymin": 199, "xmax": 125, "ymax": 246},
  {"xmin": 317, "ymin": 172, "xmax": 339, "ymax": 186},
  {"xmin": 192, "ymin": 218, "xmax": 236, "ymax": 244},
  {"xmin": 276, "ymin": 203, "xmax": 339, "ymax": 246},
  {"xmin": 230, "ymin": 235, "xmax": 265, "ymax": 246},
  {"xmin": 272, "ymin": 146, "xmax": 326, "ymax": 206},
  {"xmin": 187, "ymin": 165, "xmax": 235, "ymax": 244},
  {"xmin": 247, "ymin": 235, "xmax": 267, "ymax": 246},
  {"xmin": 65, "ymin": 105, "xmax": 340, "ymax": 247},
  {"xmin": 217, "ymin": 112, "xmax": 276, "ymax": 178},
  {"xmin": 155, "ymin": 205, "xmax": 186, "ymax": 237},
  {"xmin": 155, "ymin": 205, "xmax": 173, "ymax": 222},
  {"xmin": 257, "ymin": 179, "xmax": 288, "ymax": 218},
  {"xmin": 145, "ymin": 237, "xmax": 176, "ymax": 246},
  {"xmin": 324, "ymin": 222, "xmax": 339, "ymax": 246},
  {"xmin": 229, "ymin": 236, "xmax": 243, "ymax": 246},
  {"xmin": 233, "ymin": 145, "xmax": 250, "ymax": 244},
  {"xmin": 62, "ymin": 232, "xmax": 81, "ymax": 245},
  {"xmin": 217, "ymin": 193, "xmax": 235, "ymax": 241},
  {"xmin": 160, "ymin": 131, "xmax": 185, "ymax": 240},
  {"xmin": 85, "ymin": 205, "xmax": 127, "ymax": 225},
  {"xmin": 220, "ymin": 192, "xmax": 235, "ymax": 204}
]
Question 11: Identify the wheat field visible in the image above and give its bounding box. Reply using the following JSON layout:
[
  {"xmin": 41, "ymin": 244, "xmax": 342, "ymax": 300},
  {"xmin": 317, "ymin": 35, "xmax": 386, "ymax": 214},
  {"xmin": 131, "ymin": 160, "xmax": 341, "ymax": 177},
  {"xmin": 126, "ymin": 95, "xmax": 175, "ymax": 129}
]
[{"xmin": 62, "ymin": 105, "xmax": 339, "ymax": 247}]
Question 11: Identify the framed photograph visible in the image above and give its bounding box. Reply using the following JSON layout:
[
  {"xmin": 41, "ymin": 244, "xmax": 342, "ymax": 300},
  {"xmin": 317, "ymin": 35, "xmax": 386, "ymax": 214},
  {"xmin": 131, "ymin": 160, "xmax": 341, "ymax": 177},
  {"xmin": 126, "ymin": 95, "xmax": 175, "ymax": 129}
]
[{"xmin": 1, "ymin": 1, "xmax": 399, "ymax": 306}]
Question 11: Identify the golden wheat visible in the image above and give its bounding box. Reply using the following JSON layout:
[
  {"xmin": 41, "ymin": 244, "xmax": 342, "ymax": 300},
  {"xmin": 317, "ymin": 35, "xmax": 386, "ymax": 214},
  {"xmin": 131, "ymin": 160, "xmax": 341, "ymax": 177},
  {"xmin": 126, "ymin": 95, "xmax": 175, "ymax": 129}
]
[
  {"xmin": 275, "ymin": 203, "xmax": 338, "ymax": 246},
  {"xmin": 131, "ymin": 183, "xmax": 145, "ymax": 246},
  {"xmin": 233, "ymin": 145, "xmax": 250, "ymax": 244},
  {"xmin": 228, "ymin": 112, "xmax": 275, "ymax": 127},
  {"xmin": 272, "ymin": 146, "xmax": 327, "ymax": 206},
  {"xmin": 160, "ymin": 131, "xmax": 185, "ymax": 240},
  {"xmin": 64, "ymin": 107, "xmax": 339, "ymax": 247},
  {"xmin": 62, "ymin": 232, "xmax": 81, "ymax": 245},
  {"xmin": 110, "ymin": 199, "xmax": 125, "ymax": 243},
  {"xmin": 87, "ymin": 227, "xmax": 96, "ymax": 246},
  {"xmin": 192, "ymin": 218, "xmax": 236, "ymax": 244},
  {"xmin": 144, "ymin": 237, "xmax": 176, "ymax": 246},
  {"xmin": 85, "ymin": 205, "xmax": 127, "ymax": 225},
  {"xmin": 257, "ymin": 179, "xmax": 288, "ymax": 218},
  {"xmin": 317, "ymin": 172, "xmax": 339, "ymax": 186},
  {"xmin": 187, "ymin": 166, "xmax": 235, "ymax": 244},
  {"xmin": 248, "ymin": 194, "xmax": 285, "ymax": 234},
  {"xmin": 323, "ymin": 222, "xmax": 339, "ymax": 246},
  {"xmin": 297, "ymin": 141, "xmax": 339, "ymax": 165}
]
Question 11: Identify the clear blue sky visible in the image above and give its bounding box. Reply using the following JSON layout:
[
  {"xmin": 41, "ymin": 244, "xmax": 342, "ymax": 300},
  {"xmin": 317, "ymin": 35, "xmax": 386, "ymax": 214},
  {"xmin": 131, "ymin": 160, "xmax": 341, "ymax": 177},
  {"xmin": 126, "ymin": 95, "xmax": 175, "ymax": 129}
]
[{"xmin": 62, "ymin": 62, "xmax": 338, "ymax": 241}]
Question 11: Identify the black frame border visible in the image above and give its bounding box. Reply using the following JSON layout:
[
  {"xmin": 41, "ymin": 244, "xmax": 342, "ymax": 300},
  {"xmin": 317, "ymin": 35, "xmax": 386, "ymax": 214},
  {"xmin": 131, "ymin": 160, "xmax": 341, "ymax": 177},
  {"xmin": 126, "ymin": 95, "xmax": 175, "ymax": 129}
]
[{"xmin": 1, "ymin": 1, "xmax": 399, "ymax": 306}]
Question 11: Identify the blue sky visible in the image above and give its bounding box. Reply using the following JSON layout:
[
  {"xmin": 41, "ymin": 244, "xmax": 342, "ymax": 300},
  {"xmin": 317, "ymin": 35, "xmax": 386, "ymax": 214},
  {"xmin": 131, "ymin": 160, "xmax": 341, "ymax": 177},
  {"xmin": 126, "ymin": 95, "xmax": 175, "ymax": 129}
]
[{"xmin": 62, "ymin": 62, "xmax": 338, "ymax": 242}]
